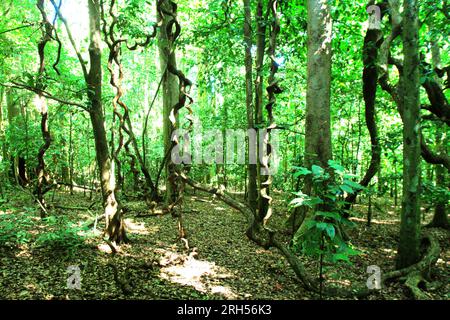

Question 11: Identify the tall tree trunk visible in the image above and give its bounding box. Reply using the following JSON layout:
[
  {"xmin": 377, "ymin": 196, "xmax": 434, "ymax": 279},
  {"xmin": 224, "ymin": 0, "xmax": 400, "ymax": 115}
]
[
  {"xmin": 396, "ymin": 0, "xmax": 421, "ymax": 269},
  {"xmin": 87, "ymin": 0, "xmax": 126, "ymax": 243},
  {"xmin": 157, "ymin": 0, "xmax": 179, "ymax": 205},
  {"xmin": 254, "ymin": 0, "xmax": 268, "ymax": 217},
  {"xmin": 243, "ymin": 0, "xmax": 258, "ymax": 212},
  {"xmin": 289, "ymin": 0, "xmax": 333, "ymax": 234}
]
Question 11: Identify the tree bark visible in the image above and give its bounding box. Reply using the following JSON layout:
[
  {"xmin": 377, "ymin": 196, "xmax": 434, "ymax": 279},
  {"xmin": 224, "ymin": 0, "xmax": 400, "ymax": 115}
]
[
  {"xmin": 396, "ymin": 0, "xmax": 421, "ymax": 269},
  {"xmin": 157, "ymin": 0, "xmax": 179, "ymax": 205},
  {"xmin": 243, "ymin": 0, "xmax": 258, "ymax": 213},
  {"xmin": 87, "ymin": 0, "xmax": 126, "ymax": 244},
  {"xmin": 289, "ymin": 0, "xmax": 333, "ymax": 234}
]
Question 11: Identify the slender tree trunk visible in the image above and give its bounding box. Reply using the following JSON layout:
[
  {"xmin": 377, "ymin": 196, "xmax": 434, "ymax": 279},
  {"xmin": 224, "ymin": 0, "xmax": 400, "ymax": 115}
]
[
  {"xmin": 254, "ymin": 0, "xmax": 267, "ymax": 217},
  {"xmin": 87, "ymin": 0, "xmax": 126, "ymax": 243},
  {"xmin": 243, "ymin": 0, "xmax": 258, "ymax": 213},
  {"xmin": 396, "ymin": 0, "xmax": 421, "ymax": 269},
  {"xmin": 157, "ymin": 0, "xmax": 179, "ymax": 205},
  {"xmin": 289, "ymin": 0, "xmax": 333, "ymax": 234}
]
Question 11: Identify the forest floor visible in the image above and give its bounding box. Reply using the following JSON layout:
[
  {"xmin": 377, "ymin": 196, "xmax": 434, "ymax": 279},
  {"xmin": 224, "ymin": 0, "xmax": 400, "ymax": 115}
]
[{"xmin": 0, "ymin": 187, "xmax": 448, "ymax": 300}]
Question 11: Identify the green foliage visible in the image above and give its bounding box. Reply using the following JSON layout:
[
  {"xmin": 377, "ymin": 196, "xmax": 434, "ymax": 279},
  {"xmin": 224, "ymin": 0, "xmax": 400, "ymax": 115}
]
[
  {"xmin": 0, "ymin": 208, "xmax": 89, "ymax": 259},
  {"xmin": 34, "ymin": 216, "xmax": 89, "ymax": 258},
  {"xmin": 289, "ymin": 160, "xmax": 363, "ymax": 264},
  {"xmin": 0, "ymin": 211, "xmax": 34, "ymax": 246},
  {"xmin": 422, "ymin": 181, "xmax": 450, "ymax": 205}
]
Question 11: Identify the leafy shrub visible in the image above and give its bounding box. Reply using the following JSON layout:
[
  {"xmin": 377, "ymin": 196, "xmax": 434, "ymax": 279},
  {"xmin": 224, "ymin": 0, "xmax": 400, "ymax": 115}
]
[{"xmin": 289, "ymin": 160, "xmax": 364, "ymax": 264}]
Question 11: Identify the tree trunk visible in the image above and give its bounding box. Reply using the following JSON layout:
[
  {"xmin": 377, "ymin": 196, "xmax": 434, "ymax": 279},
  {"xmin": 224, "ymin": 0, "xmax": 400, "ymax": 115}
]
[
  {"xmin": 254, "ymin": 0, "xmax": 267, "ymax": 218},
  {"xmin": 289, "ymin": 0, "xmax": 333, "ymax": 234},
  {"xmin": 157, "ymin": 0, "xmax": 179, "ymax": 205},
  {"xmin": 396, "ymin": 0, "xmax": 421, "ymax": 269},
  {"xmin": 243, "ymin": 0, "xmax": 258, "ymax": 213},
  {"xmin": 87, "ymin": 0, "xmax": 126, "ymax": 244}
]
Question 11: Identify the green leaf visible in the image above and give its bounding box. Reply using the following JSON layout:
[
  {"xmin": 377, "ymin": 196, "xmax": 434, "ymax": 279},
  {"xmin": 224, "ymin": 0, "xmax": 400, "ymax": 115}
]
[
  {"xmin": 293, "ymin": 166, "xmax": 312, "ymax": 177},
  {"xmin": 340, "ymin": 184, "xmax": 353, "ymax": 193},
  {"xmin": 311, "ymin": 165, "xmax": 324, "ymax": 177},
  {"xmin": 326, "ymin": 225, "xmax": 335, "ymax": 239},
  {"xmin": 344, "ymin": 179, "xmax": 364, "ymax": 190},
  {"xmin": 332, "ymin": 253, "xmax": 350, "ymax": 262},
  {"xmin": 316, "ymin": 211, "xmax": 342, "ymax": 222},
  {"xmin": 328, "ymin": 160, "xmax": 345, "ymax": 174}
]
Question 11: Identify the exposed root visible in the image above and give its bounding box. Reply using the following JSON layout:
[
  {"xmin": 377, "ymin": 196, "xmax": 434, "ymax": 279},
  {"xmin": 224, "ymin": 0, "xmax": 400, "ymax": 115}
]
[
  {"xmin": 383, "ymin": 233, "xmax": 440, "ymax": 282},
  {"xmin": 404, "ymin": 271, "xmax": 431, "ymax": 300}
]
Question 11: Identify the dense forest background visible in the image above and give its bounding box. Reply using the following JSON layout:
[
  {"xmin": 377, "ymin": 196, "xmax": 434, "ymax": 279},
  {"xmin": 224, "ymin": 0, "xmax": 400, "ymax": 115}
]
[{"xmin": 0, "ymin": 0, "xmax": 448, "ymax": 300}]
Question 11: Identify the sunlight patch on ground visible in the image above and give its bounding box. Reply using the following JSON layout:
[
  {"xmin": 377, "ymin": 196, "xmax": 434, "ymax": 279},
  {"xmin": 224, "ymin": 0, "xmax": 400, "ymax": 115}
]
[
  {"xmin": 15, "ymin": 245, "xmax": 32, "ymax": 258},
  {"xmin": 125, "ymin": 219, "xmax": 159, "ymax": 235},
  {"xmin": 328, "ymin": 279, "xmax": 352, "ymax": 287},
  {"xmin": 0, "ymin": 209, "xmax": 13, "ymax": 215},
  {"xmin": 97, "ymin": 243, "xmax": 115, "ymax": 254},
  {"xmin": 255, "ymin": 248, "xmax": 273, "ymax": 255},
  {"xmin": 158, "ymin": 249, "xmax": 237, "ymax": 299},
  {"xmin": 350, "ymin": 217, "xmax": 399, "ymax": 225}
]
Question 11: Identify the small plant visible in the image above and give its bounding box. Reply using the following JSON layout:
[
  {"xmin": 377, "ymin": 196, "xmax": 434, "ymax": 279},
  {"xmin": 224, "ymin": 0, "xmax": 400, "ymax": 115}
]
[{"xmin": 289, "ymin": 160, "xmax": 364, "ymax": 295}]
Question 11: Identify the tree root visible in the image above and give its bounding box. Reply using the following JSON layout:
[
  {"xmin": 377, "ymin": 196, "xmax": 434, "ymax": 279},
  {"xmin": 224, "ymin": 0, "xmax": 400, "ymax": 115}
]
[
  {"xmin": 383, "ymin": 233, "xmax": 440, "ymax": 282},
  {"xmin": 404, "ymin": 271, "xmax": 431, "ymax": 300},
  {"xmin": 382, "ymin": 232, "xmax": 441, "ymax": 300}
]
